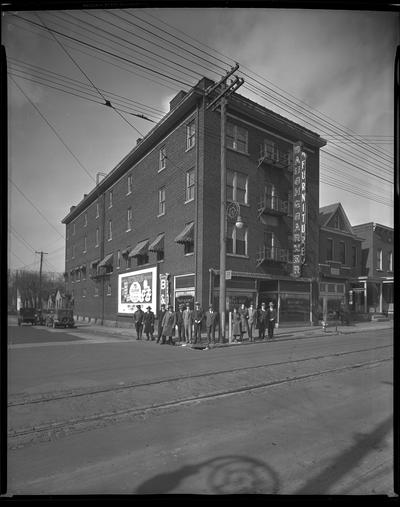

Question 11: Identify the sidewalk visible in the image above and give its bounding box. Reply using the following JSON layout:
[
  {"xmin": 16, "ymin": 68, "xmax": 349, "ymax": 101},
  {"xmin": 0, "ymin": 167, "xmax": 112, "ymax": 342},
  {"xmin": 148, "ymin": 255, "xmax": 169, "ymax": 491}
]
[{"xmin": 74, "ymin": 319, "xmax": 393, "ymax": 347}]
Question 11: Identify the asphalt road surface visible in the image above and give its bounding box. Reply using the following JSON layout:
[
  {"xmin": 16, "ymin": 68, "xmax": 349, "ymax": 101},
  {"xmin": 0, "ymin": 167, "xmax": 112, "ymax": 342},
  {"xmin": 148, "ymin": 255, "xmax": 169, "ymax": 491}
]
[{"xmin": 6, "ymin": 323, "xmax": 394, "ymax": 496}]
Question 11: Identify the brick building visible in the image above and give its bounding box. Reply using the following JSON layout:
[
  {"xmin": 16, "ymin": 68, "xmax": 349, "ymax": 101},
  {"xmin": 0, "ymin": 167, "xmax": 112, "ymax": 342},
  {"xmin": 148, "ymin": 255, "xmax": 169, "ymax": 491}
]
[
  {"xmin": 62, "ymin": 77, "xmax": 327, "ymax": 327},
  {"xmin": 351, "ymin": 222, "xmax": 394, "ymax": 316}
]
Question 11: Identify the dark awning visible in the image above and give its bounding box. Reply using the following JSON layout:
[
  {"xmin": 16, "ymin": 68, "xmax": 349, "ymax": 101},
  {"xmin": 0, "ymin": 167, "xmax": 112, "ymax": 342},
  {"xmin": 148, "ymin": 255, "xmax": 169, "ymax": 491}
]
[
  {"xmin": 90, "ymin": 259, "xmax": 100, "ymax": 268},
  {"xmin": 98, "ymin": 253, "xmax": 113, "ymax": 268},
  {"xmin": 121, "ymin": 247, "xmax": 131, "ymax": 257},
  {"xmin": 174, "ymin": 222, "xmax": 194, "ymax": 244},
  {"xmin": 149, "ymin": 233, "xmax": 165, "ymax": 252},
  {"xmin": 129, "ymin": 239, "xmax": 149, "ymax": 258}
]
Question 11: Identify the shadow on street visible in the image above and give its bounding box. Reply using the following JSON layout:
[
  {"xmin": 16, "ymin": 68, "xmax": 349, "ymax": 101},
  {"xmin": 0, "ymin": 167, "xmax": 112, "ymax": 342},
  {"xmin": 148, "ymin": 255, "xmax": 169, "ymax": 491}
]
[{"xmin": 134, "ymin": 455, "xmax": 280, "ymax": 494}]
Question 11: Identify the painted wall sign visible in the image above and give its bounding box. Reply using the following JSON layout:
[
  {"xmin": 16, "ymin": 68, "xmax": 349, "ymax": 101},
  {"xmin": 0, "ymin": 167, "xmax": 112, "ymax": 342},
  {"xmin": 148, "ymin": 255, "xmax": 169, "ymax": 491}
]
[
  {"xmin": 118, "ymin": 267, "xmax": 157, "ymax": 314},
  {"xmin": 159, "ymin": 273, "xmax": 170, "ymax": 307},
  {"xmin": 292, "ymin": 142, "xmax": 307, "ymax": 277}
]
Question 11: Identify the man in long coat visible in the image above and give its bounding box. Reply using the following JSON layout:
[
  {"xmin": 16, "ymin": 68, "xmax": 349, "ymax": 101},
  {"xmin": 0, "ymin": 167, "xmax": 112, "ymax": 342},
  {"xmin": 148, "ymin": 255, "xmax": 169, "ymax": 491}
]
[
  {"xmin": 267, "ymin": 301, "xmax": 277, "ymax": 340},
  {"xmin": 133, "ymin": 305, "xmax": 144, "ymax": 340},
  {"xmin": 182, "ymin": 303, "xmax": 193, "ymax": 345},
  {"xmin": 175, "ymin": 304, "xmax": 185, "ymax": 343},
  {"xmin": 238, "ymin": 303, "xmax": 249, "ymax": 340},
  {"xmin": 161, "ymin": 305, "xmax": 176, "ymax": 345},
  {"xmin": 247, "ymin": 302, "xmax": 257, "ymax": 341},
  {"xmin": 205, "ymin": 305, "xmax": 219, "ymax": 349},
  {"xmin": 143, "ymin": 306, "xmax": 155, "ymax": 341},
  {"xmin": 192, "ymin": 302, "xmax": 204, "ymax": 345},
  {"xmin": 156, "ymin": 304, "xmax": 166, "ymax": 343},
  {"xmin": 257, "ymin": 302, "xmax": 269, "ymax": 340}
]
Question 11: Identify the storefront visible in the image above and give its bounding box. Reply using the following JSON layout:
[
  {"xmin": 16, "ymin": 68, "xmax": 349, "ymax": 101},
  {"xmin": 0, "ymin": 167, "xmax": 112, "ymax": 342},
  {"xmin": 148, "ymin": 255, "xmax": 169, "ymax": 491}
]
[
  {"xmin": 174, "ymin": 273, "xmax": 195, "ymax": 310},
  {"xmin": 318, "ymin": 281, "xmax": 346, "ymax": 321}
]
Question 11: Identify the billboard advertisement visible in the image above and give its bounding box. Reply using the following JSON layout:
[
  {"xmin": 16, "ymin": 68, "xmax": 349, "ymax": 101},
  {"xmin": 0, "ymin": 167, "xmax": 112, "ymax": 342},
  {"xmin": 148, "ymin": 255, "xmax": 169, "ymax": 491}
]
[{"xmin": 118, "ymin": 267, "xmax": 157, "ymax": 314}]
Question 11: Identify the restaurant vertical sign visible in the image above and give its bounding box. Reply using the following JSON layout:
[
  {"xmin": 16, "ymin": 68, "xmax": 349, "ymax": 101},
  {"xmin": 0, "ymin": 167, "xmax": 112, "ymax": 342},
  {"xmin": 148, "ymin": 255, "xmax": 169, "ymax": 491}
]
[{"xmin": 292, "ymin": 142, "xmax": 307, "ymax": 277}]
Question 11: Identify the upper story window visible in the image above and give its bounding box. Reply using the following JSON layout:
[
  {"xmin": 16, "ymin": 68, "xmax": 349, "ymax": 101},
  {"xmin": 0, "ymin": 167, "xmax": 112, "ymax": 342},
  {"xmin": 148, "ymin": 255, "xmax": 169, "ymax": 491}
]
[
  {"xmin": 109, "ymin": 190, "xmax": 113, "ymax": 208},
  {"xmin": 127, "ymin": 207, "xmax": 133, "ymax": 231},
  {"xmin": 227, "ymin": 122, "xmax": 248, "ymax": 153},
  {"xmin": 186, "ymin": 120, "xmax": 196, "ymax": 150},
  {"xmin": 339, "ymin": 241, "xmax": 346, "ymax": 264},
  {"xmin": 327, "ymin": 238, "xmax": 333, "ymax": 261},
  {"xmin": 127, "ymin": 174, "xmax": 132, "ymax": 195},
  {"xmin": 96, "ymin": 202, "xmax": 100, "ymax": 218},
  {"xmin": 388, "ymin": 251, "xmax": 393, "ymax": 272},
  {"xmin": 108, "ymin": 219, "xmax": 112, "ymax": 241},
  {"xmin": 377, "ymin": 249, "xmax": 383, "ymax": 270},
  {"xmin": 72, "ymin": 223, "xmax": 76, "ymax": 235},
  {"xmin": 83, "ymin": 212, "xmax": 87, "ymax": 227},
  {"xmin": 159, "ymin": 146, "xmax": 166, "ymax": 171},
  {"xmin": 185, "ymin": 168, "xmax": 195, "ymax": 202},
  {"xmin": 158, "ymin": 187, "xmax": 166, "ymax": 216},
  {"xmin": 227, "ymin": 169, "xmax": 248, "ymax": 205},
  {"xmin": 72, "ymin": 245, "xmax": 76, "ymax": 259},
  {"xmin": 107, "ymin": 283, "xmax": 112, "ymax": 296},
  {"xmin": 117, "ymin": 250, "xmax": 121, "ymax": 269},
  {"xmin": 227, "ymin": 223, "xmax": 248, "ymax": 256},
  {"xmin": 351, "ymin": 246, "xmax": 357, "ymax": 267},
  {"xmin": 95, "ymin": 227, "xmax": 99, "ymax": 247},
  {"xmin": 83, "ymin": 235, "xmax": 87, "ymax": 253}
]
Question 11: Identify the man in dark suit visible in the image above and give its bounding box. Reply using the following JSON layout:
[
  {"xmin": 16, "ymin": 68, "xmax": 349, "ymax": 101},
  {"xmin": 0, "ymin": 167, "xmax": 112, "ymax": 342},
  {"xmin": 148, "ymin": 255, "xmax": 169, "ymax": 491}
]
[
  {"xmin": 133, "ymin": 305, "xmax": 144, "ymax": 340},
  {"xmin": 205, "ymin": 305, "xmax": 219, "ymax": 349},
  {"xmin": 156, "ymin": 304, "xmax": 166, "ymax": 343},
  {"xmin": 175, "ymin": 304, "xmax": 185, "ymax": 343},
  {"xmin": 257, "ymin": 302, "xmax": 268, "ymax": 340},
  {"xmin": 267, "ymin": 301, "xmax": 277, "ymax": 340},
  {"xmin": 192, "ymin": 301, "xmax": 204, "ymax": 345}
]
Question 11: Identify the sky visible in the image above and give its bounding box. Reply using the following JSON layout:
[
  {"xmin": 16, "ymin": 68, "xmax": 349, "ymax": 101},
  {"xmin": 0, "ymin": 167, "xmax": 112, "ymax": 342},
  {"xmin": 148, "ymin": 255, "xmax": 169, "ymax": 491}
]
[{"xmin": 4, "ymin": 6, "xmax": 398, "ymax": 274}]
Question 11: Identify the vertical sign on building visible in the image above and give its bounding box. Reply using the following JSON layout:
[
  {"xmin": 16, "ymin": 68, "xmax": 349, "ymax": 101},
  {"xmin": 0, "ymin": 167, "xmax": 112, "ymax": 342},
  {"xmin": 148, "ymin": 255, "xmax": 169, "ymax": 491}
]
[
  {"xmin": 159, "ymin": 273, "xmax": 170, "ymax": 307},
  {"xmin": 292, "ymin": 142, "xmax": 307, "ymax": 277}
]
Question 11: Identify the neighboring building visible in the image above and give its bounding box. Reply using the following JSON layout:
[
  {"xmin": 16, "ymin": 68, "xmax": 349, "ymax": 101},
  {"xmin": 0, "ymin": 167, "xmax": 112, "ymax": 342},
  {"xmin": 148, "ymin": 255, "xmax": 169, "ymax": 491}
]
[
  {"xmin": 62, "ymin": 77, "xmax": 326, "ymax": 327},
  {"xmin": 318, "ymin": 203, "xmax": 363, "ymax": 319},
  {"xmin": 351, "ymin": 222, "xmax": 394, "ymax": 316}
]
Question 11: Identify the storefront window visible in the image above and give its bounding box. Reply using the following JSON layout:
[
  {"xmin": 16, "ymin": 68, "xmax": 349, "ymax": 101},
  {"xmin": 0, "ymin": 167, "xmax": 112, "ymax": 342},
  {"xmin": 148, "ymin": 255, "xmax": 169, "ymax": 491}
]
[{"xmin": 279, "ymin": 292, "xmax": 310, "ymax": 323}]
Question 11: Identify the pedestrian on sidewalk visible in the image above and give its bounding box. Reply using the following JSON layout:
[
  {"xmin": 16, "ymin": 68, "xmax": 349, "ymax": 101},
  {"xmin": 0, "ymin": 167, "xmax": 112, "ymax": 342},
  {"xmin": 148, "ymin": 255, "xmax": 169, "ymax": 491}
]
[
  {"xmin": 182, "ymin": 303, "xmax": 193, "ymax": 345},
  {"xmin": 232, "ymin": 307, "xmax": 242, "ymax": 343},
  {"xmin": 192, "ymin": 302, "xmax": 204, "ymax": 345},
  {"xmin": 156, "ymin": 304, "xmax": 166, "ymax": 343},
  {"xmin": 257, "ymin": 302, "xmax": 268, "ymax": 340},
  {"xmin": 133, "ymin": 305, "xmax": 144, "ymax": 340},
  {"xmin": 161, "ymin": 305, "xmax": 176, "ymax": 345},
  {"xmin": 205, "ymin": 305, "xmax": 218, "ymax": 349},
  {"xmin": 239, "ymin": 303, "xmax": 249, "ymax": 341},
  {"xmin": 175, "ymin": 304, "xmax": 185, "ymax": 343},
  {"xmin": 143, "ymin": 306, "xmax": 155, "ymax": 340},
  {"xmin": 247, "ymin": 302, "xmax": 257, "ymax": 341},
  {"xmin": 267, "ymin": 301, "xmax": 277, "ymax": 340}
]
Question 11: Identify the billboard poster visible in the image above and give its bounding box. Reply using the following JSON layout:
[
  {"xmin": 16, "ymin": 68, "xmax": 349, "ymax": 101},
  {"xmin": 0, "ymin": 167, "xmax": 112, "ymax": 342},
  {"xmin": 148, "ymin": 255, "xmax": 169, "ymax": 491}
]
[
  {"xmin": 118, "ymin": 267, "xmax": 157, "ymax": 314},
  {"xmin": 292, "ymin": 142, "xmax": 307, "ymax": 278}
]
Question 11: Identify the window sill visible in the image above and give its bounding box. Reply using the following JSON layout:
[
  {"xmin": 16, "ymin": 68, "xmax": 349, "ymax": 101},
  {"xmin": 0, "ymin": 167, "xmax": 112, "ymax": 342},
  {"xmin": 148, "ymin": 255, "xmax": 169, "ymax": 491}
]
[
  {"xmin": 184, "ymin": 252, "xmax": 194, "ymax": 257},
  {"xmin": 184, "ymin": 198, "xmax": 194, "ymax": 205},
  {"xmin": 157, "ymin": 213, "xmax": 166, "ymax": 218},
  {"xmin": 227, "ymin": 253, "xmax": 249, "ymax": 259},
  {"xmin": 227, "ymin": 147, "xmax": 249, "ymax": 157},
  {"xmin": 158, "ymin": 167, "xmax": 166, "ymax": 173},
  {"xmin": 126, "ymin": 229, "xmax": 132, "ymax": 233},
  {"xmin": 185, "ymin": 145, "xmax": 195, "ymax": 153}
]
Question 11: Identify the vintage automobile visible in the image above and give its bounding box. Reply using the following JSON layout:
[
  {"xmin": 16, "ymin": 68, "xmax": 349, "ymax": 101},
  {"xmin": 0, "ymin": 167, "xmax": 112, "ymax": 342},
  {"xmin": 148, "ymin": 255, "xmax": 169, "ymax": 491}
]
[
  {"xmin": 45, "ymin": 308, "xmax": 75, "ymax": 329},
  {"xmin": 17, "ymin": 308, "xmax": 38, "ymax": 326}
]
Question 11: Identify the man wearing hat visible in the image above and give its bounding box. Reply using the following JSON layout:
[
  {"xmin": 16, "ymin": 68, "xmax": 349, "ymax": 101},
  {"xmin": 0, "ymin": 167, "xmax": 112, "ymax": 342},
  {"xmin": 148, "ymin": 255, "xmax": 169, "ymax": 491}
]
[
  {"xmin": 156, "ymin": 303, "xmax": 166, "ymax": 343},
  {"xmin": 267, "ymin": 301, "xmax": 277, "ymax": 340},
  {"xmin": 175, "ymin": 303, "xmax": 185, "ymax": 344},
  {"xmin": 182, "ymin": 303, "xmax": 193, "ymax": 345},
  {"xmin": 257, "ymin": 302, "xmax": 268, "ymax": 340},
  {"xmin": 192, "ymin": 301, "xmax": 204, "ymax": 345},
  {"xmin": 161, "ymin": 305, "xmax": 176, "ymax": 345},
  {"xmin": 205, "ymin": 304, "xmax": 219, "ymax": 349},
  {"xmin": 143, "ymin": 306, "xmax": 155, "ymax": 341},
  {"xmin": 133, "ymin": 304, "xmax": 144, "ymax": 340}
]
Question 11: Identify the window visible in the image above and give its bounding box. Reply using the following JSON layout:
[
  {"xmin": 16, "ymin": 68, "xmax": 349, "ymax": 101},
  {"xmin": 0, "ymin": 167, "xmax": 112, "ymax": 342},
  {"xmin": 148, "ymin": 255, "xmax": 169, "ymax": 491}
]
[
  {"xmin": 226, "ymin": 122, "xmax": 248, "ymax": 153},
  {"xmin": 72, "ymin": 245, "xmax": 76, "ymax": 259},
  {"xmin": 108, "ymin": 219, "xmax": 112, "ymax": 241},
  {"xmin": 82, "ymin": 288, "xmax": 87, "ymax": 298},
  {"xmin": 82, "ymin": 265, "xmax": 86, "ymax": 280},
  {"xmin": 94, "ymin": 286, "xmax": 99, "ymax": 297},
  {"xmin": 72, "ymin": 223, "xmax": 76, "ymax": 235},
  {"xmin": 186, "ymin": 120, "xmax": 196, "ymax": 150},
  {"xmin": 184, "ymin": 242, "xmax": 194, "ymax": 255},
  {"xmin": 127, "ymin": 207, "xmax": 132, "ymax": 231},
  {"xmin": 339, "ymin": 241, "xmax": 346, "ymax": 264},
  {"xmin": 327, "ymin": 238, "xmax": 333, "ymax": 261},
  {"xmin": 227, "ymin": 169, "xmax": 248, "ymax": 204},
  {"xmin": 159, "ymin": 146, "xmax": 166, "ymax": 171},
  {"xmin": 83, "ymin": 235, "xmax": 87, "ymax": 253},
  {"xmin": 157, "ymin": 250, "xmax": 164, "ymax": 262},
  {"xmin": 388, "ymin": 251, "xmax": 393, "ymax": 272},
  {"xmin": 158, "ymin": 187, "xmax": 166, "ymax": 216},
  {"xmin": 137, "ymin": 253, "xmax": 149, "ymax": 266},
  {"xmin": 351, "ymin": 246, "xmax": 357, "ymax": 267},
  {"xmin": 96, "ymin": 202, "xmax": 99, "ymax": 218},
  {"xmin": 126, "ymin": 255, "xmax": 132, "ymax": 269},
  {"xmin": 127, "ymin": 174, "xmax": 132, "ymax": 194},
  {"xmin": 227, "ymin": 223, "xmax": 248, "ymax": 256},
  {"xmin": 95, "ymin": 227, "xmax": 99, "ymax": 247},
  {"xmin": 84, "ymin": 212, "xmax": 87, "ymax": 227},
  {"xmin": 186, "ymin": 168, "xmax": 195, "ymax": 202},
  {"xmin": 117, "ymin": 250, "xmax": 121, "ymax": 269},
  {"xmin": 377, "ymin": 249, "xmax": 383, "ymax": 270},
  {"xmin": 109, "ymin": 190, "xmax": 113, "ymax": 208},
  {"xmin": 107, "ymin": 283, "xmax": 112, "ymax": 296}
]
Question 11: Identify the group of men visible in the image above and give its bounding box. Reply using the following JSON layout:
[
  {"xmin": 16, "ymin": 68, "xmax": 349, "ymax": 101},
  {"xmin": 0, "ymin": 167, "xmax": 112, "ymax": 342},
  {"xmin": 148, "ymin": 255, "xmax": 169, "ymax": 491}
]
[{"xmin": 132, "ymin": 300, "xmax": 277, "ymax": 348}]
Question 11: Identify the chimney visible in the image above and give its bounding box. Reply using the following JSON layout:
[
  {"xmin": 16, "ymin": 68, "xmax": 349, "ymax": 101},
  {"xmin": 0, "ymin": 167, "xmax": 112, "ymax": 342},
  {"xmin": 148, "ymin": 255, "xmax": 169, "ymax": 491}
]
[
  {"xmin": 169, "ymin": 90, "xmax": 187, "ymax": 111},
  {"xmin": 136, "ymin": 138, "xmax": 142, "ymax": 145},
  {"xmin": 70, "ymin": 205, "xmax": 76, "ymax": 212}
]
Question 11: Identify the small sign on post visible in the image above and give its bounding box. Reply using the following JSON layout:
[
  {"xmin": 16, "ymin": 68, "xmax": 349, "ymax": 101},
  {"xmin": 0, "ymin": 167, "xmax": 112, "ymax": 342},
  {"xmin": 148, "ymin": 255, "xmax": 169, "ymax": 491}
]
[{"xmin": 225, "ymin": 270, "xmax": 232, "ymax": 280}]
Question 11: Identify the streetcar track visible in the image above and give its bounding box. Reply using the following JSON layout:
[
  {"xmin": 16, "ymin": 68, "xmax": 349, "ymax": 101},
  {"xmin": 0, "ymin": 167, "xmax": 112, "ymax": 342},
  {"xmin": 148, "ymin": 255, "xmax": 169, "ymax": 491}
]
[
  {"xmin": 9, "ymin": 344, "xmax": 392, "ymax": 407},
  {"xmin": 8, "ymin": 357, "xmax": 391, "ymax": 444}
]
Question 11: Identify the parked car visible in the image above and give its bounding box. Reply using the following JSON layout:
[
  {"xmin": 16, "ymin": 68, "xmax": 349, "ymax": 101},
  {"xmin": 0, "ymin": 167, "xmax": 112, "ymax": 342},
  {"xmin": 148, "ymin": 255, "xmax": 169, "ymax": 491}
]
[
  {"xmin": 45, "ymin": 309, "xmax": 75, "ymax": 328},
  {"xmin": 17, "ymin": 308, "xmax": 38, "ymax": 326}
]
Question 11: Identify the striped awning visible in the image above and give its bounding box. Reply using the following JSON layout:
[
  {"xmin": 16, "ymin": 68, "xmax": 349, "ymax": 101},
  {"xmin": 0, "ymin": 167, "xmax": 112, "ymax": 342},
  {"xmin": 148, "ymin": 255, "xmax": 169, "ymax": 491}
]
[
  {"xmin": 98, "ymin": 253, "xmax": 113, "ymax": 268},
  {"xmin": 90, "ymin": 259, "xmax": 100, "ymax": 268},
  {"xmin": 121, "ymin": 247, "xmax": 131, "ymax": 257},
  {"xmin": 174, "ymin": 222, "xmax": 194, "ymax": 244},
  {"xmin": 128, "ymin": 239, "xmax": 149, "ymax": 258},
  {"xmin": 149, "ymin": 233, "xmax": 165, "ymax": 252}
]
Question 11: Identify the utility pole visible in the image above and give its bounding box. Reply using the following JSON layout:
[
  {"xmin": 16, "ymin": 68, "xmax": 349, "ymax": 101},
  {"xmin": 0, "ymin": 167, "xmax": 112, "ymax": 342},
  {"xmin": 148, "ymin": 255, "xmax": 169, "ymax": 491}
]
[
  {"xmin": 205, "ymin": 65, "xmax": 244, "ymax": 342},
  {"xmin": 35, "ymin": 251, "xmax": 48, "ymax": 310}
]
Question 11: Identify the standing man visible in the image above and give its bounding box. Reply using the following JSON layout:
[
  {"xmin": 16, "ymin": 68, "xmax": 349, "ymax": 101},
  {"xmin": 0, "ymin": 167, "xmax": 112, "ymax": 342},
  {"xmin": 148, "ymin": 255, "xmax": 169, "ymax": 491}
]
[
  {"xmin": 156, "ymin": 303, "xmax": 166, "ymax": 343},
  {"xmin": 267, "ymin": 301, "xmax": 277, "ymax": 340},
  {"xmin": 182, "ymin": 303, "xmax": 193, "ymax": 346},
  {"xmin": 143, "ymin": 306, "xmax": 155, "ymax": 341},
  {"xmin": 205, "ymin": 305, "xmax": 219, "ymax": 349},
  {"xmin": 175, "ymin": 304, "xmax": 185, "ymax": 344},
  {"xmin": 192, "ymin": 301, "xmax": 204, "ymax": 345},
  {"xmin": 161, "ymin": 305, "xmax": 176, "ymax": 345},
  {"xmin": 133, "ymin": 305, "xmax": 144, "ymax": 340},
  {"xmin": 257, "ymin": 302, "xmax": 268, "ymax": 340},
  {"xmin": 247, "ymin": 302, "xmax": 257, "ymax": 342},
  {"xmin": 238, "ymin": 303, "xmax": 249, "ymax": 341}
]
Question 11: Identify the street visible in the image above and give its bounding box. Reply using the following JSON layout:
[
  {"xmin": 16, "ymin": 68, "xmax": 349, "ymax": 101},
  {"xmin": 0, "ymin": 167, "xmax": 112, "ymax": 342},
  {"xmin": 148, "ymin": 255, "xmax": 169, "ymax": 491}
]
[{"xmin": 6, "ymin": 321, "xmax": 394, "ymax": 495}]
